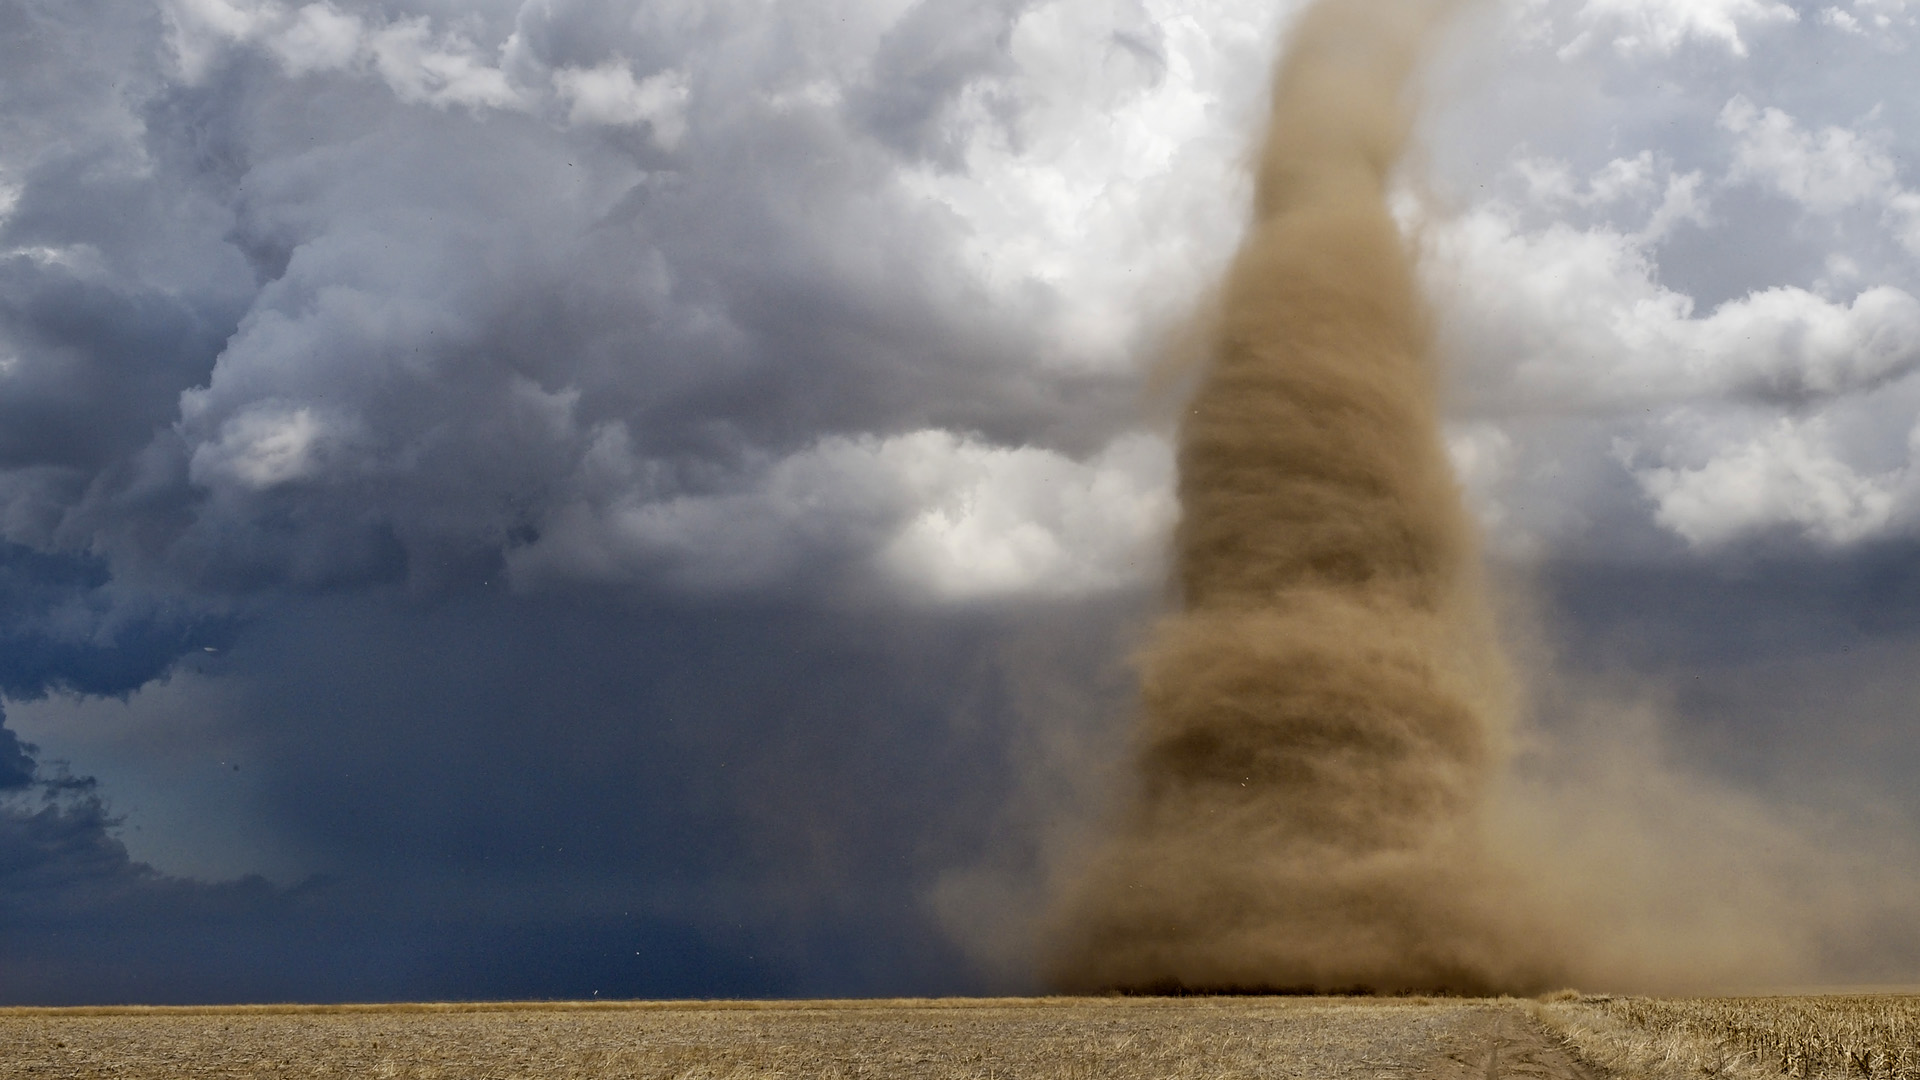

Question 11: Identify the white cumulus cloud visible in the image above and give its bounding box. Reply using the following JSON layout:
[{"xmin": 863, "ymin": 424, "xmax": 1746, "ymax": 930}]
[
  {"xmin": 1559, "ymin": 0, "xmax": 1797, "ymax": 56},
  {"xmin": 1628, "ymin": 416, "xmax": 1904, "ymax": 546},
  {"xmin": 1721, "ymin": 96, "xmax": 1902, "ymax": 214},
  {"xmin": 1430, "ymin": 200, "xmax": 1920, "ymax": 409}
]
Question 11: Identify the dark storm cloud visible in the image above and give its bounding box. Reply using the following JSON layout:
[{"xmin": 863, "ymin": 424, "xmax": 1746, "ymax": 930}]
[
  {"xmin": 0, "ymin": 534, "xmax": 229, "ymax": 923},
  {"xmin": 1547, "ymin": 542, "xmax": 1920, "ymax": 668},
  {"xmin": 0, "ymin": 724, "xmax": 31, "ymax": 790},
  {"xmin": 1540, "ymin": 542, "xmax": 1920, "ymax": 798},
  {"xmin": 0, "ymin": 584, "xmax": 1141, "ymax": 1003},
  {"xmin": 0, "ymin": 268, "xmax": 232, "ymax": 471},
  {"xmin": 0, "ymin": 0, "xmax": 1140, "ymax": 1002},
  {"xmin": 1, "ymin": 0, "xmax": 1142, "ymax": 602},
  {"xmin": 0, "ymin": 542, "xmax": 230, "ymax": 700},
  {"xmin": 0, "ymin": 537, "xmax": 279, "ymax": 1006},
  {"xmin": 217, "ymin": 591, "xmax": 1136, "ymax": 966}
]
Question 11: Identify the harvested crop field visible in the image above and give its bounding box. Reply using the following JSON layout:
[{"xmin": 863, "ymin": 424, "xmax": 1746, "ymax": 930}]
[
  {"xmin": 0, "ymin": 996, "xmax": 1601, "ymax": 1080},
  {"xmin": 1537, "ymin": 993, "xmax": 1920, "ymax": 1079}
]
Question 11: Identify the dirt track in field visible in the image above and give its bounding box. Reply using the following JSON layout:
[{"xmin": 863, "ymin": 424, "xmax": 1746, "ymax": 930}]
[
  {"xmin": 1433, "ymin": 1005, "xmax": 1607, "ymax": 1080},
  {"xmin": 0, "ymin": 997, "xmax": 1606, "ymax": 1079}
]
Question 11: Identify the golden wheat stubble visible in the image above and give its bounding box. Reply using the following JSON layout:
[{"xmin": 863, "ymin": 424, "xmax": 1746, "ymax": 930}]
[{"xmin": 1048, "ymin": 0, "xmax": 1560, "ymax": 996}]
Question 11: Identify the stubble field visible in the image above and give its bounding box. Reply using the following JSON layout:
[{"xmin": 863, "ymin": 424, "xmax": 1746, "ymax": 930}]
[
  {"xmin": 1536, "ymin": 993, "xmax": 1920, "ymax": 1079},
  {"xmin": 4, "ymin": 993, "xmax": 1917, "ymax": 1079},
  {"xmin": 0, "ymin": 996, "xmax": 1593, "ymax": 1080}
]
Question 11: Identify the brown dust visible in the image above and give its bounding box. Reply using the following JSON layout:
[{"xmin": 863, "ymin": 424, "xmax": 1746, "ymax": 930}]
[{"xmin": 1044, "ymin": 0, "xmax": 1565, "ymax": 995}]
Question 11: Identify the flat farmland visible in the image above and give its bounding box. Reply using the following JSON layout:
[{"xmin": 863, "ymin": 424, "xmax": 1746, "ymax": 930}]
[
  {"xmin": 1536, "ymin": 993, "xmax": 1920, "ymax": 1079},
  {"xmin": 0, "ymin": 996, "xmax": 1601, "ymax": 1080}
]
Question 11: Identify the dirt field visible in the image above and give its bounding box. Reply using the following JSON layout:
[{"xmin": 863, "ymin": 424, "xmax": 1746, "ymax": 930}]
[{"xmin": 0, "ymin": 996, "xmax": 1602, "ymax": 1079}]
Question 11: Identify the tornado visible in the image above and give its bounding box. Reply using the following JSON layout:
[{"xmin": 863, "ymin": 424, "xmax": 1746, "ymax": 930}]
[{"xmin": 1047, "ymin": 0, "xmax": 1562, "ymax": 995}]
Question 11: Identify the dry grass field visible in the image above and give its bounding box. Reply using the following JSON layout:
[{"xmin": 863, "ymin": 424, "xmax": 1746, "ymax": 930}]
[
  {"xmin": 1535, "ymin": 994, "xmax": 1920, "ymax": 1079},
  {"xmin": 0, "ymin": 995, "xmax": 1600, "ymax": 1080},
  {"xmin": 11, "ymin": 992, "xmax": 1920, "ymax": 1079}
]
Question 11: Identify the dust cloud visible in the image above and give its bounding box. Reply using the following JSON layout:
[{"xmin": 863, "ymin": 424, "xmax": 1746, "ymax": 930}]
[
  {"xmin": 1038, "ymin": 0, "xmax": 1920, "ymax": 997},
  {"xmin": 1487, "ymin": 655, "xmax": 1920, "ymax": 994},
  {"xmin": 1043, "ymin": 0, "xmax": 1567, "ymax": 995}
]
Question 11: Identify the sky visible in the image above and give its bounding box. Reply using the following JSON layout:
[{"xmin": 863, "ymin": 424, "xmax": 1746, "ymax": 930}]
[{"xmin": 2, "ymin": 0, "xmax": 1919, "ymax": 1003}]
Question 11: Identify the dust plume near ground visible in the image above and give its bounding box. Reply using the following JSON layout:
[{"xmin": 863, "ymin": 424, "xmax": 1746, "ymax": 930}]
[
  {"xmin": 1043, "ymin": 0, "xmax": 1565, "ymax": 995},
  {"xmin": 1031, "ymin": 0, "xmax": 1920, "ymax": 999}
]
